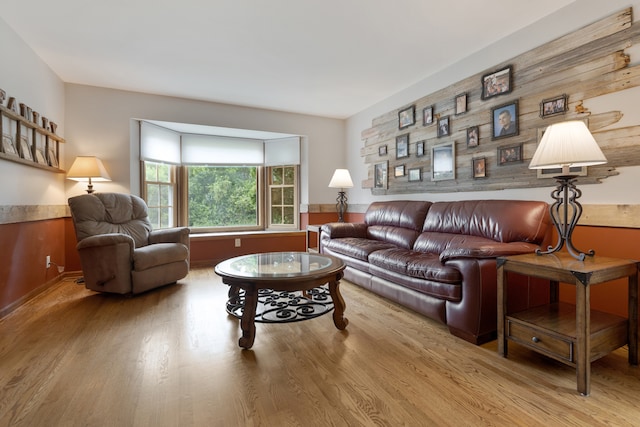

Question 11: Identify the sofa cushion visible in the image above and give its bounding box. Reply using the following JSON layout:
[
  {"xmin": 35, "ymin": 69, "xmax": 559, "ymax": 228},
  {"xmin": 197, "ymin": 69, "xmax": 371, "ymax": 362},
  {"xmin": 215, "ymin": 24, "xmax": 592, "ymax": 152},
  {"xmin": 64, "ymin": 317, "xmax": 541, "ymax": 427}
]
[
  {"xmin": 413, "ymin": 232, "xmax": 500, "ymax": 256},
  {"xmin": 422, "ymin": 200, "xmax": 549, "ymax": 244},
  {"xmin": 133, "ymin": 242, "xmax": 189, "ymax": 271},
  {"xmin": 323, "ymin": 237, "xmax": 396, "ymax": 262},
  {"xmin": 365, "ymin": 200, "xmax": 432, "ymax": 230},
  {"xmin": 369, "ymin": 248, "xmax": 461, "ymax": 284},
  {"xmin": 368, "ymin": 264, "xmax": 462, "ymax": 301}
]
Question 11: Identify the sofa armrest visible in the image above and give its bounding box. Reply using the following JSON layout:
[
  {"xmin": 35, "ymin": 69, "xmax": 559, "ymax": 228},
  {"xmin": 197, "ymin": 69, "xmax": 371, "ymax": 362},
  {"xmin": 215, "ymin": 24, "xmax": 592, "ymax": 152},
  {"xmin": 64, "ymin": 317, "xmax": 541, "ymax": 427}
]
[
  {"xmin": 149, "ymin": 227, "xmax": 191, "ymax": 247},
  {"xmin": 439, "ymin": 242, "xmax": 540, "ymax": 262},
  {"xmin": 321, "ymin": 222, "xmax": 368, "ymax": 239}
]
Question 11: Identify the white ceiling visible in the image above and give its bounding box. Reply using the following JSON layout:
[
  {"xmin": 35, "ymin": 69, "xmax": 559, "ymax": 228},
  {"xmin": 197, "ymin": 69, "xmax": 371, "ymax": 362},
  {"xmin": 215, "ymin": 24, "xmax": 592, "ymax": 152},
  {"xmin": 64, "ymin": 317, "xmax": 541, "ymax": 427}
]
[{"xmin": 2, "ymin": 0, "xmax": 576, "ymax": 119}]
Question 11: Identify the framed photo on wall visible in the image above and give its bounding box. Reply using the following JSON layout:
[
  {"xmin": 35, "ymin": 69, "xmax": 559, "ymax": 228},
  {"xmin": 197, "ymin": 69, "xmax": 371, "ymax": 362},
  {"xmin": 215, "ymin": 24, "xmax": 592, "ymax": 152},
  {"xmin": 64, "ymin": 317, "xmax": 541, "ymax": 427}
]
[
  {"xmin": 437, "ymin": 115, "xmax": 450, "ymax": 137},
  {"xmin": 394, "ymin": 164, "xmax": 405, "ymax": 177},
  {"xmin": 396, "ymin": 134, "xmax": 409, "ymax": 159},
  {"xmin": 431, "ymin": 141, "xmax": 455, "ymax": 181},
  {"xmin": 455, "ymin": 93, "xmax": 467, "ymax": 115},
  {"xmin": 492, "ymin": 100, "xmax": 519, "ymax": 140},
  {"xmin": 408, "ymin": 168, "xmax": 422, "ymax": 182},
  {"xmin": 423, "ymin": 106, "xmax": 434, "ymax": 125},
  {"xmin": 416, "ymin": 140, "xmax": 425, "ymax": 157},
  {"xmin": 540, "ymin": 94, "xmax": 568, "ymax": 118},
  {"xmin": 466, "ymin": 126, "xmax": 479, "ymax": 147},
  {"xmin": 378, "ymin": 145, "xmax": 388, "ymax": 156},
  {"xmin": 481, "ymin": 65, "xmax": 512, "ymax": 100},
  {"xmin": 473, "ymin": 157, "xmax": 486, "ymax": 179},
  {"xmin": 374, "ymin": 161, "xmax": 388, "ymax": 189},
  {"xmin": 398, "ymin": 105, "xmax": 415, "ymax": 129},
  {"xmin": 497, "ymin": 144, "xmax": 523, "ymax": 165}
]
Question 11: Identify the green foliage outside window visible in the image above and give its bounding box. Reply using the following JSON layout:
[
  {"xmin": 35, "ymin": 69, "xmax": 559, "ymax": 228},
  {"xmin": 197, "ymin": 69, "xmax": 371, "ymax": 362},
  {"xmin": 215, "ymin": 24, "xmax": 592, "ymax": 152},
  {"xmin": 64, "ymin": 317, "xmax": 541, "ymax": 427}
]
[{"xmin": 188, "ymin": 166, "xmax": 258, "ymax": 227}]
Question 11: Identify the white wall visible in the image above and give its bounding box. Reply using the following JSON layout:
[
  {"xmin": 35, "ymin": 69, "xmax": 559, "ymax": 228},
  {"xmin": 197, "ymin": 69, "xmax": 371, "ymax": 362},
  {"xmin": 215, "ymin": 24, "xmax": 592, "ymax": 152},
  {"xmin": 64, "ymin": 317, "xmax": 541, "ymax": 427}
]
[
  {"xmin": 64, "ymin": 84, "xmax": 345, "ymax": 206},
  {"xmin": 0, "ymin": 18, "xmax": 66, "ymax": 205},
  {"xmin": 345, "ymin": 0, "xmax": 640, "ymax": 207}
]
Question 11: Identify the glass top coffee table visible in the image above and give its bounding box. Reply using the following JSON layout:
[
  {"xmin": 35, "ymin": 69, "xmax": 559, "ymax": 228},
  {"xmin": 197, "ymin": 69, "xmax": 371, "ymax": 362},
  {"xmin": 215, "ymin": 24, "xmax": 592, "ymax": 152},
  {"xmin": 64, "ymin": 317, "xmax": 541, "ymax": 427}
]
[{"xmin": 215, "ymin": 252, "xmax": 347, "ymax": 349}]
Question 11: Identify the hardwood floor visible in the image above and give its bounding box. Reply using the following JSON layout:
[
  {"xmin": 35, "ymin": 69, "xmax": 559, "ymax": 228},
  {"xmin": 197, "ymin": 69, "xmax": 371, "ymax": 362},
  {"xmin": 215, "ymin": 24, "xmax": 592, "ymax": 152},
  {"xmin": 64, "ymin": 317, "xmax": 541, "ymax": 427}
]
[{"xmin": 1, "ymin": 268, "xmax": 639, "ymax": 426}]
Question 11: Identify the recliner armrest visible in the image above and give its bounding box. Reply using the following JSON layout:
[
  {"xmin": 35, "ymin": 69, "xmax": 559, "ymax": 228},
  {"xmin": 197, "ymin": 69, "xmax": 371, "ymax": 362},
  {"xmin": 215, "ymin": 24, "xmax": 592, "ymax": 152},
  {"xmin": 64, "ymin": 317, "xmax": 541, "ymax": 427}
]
[
  {"xmin": 149, "ymin": 227, "xmax": 190, "ymax": 247},
  {"xmin": 77, "ymin": 233, "xmax": 135, "ymax": 251}
]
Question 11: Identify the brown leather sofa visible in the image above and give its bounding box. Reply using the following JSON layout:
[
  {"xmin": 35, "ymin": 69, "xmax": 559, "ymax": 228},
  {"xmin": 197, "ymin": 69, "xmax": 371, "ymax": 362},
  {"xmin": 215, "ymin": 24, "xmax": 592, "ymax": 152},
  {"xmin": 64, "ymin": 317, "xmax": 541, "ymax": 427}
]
[
  {"xmin": 320, "ymin": 200, "xmax": 551, "ymax": 344},
  {"xmin": 69, "ymin": 193, "xmax": 190, "ymax": 295}
]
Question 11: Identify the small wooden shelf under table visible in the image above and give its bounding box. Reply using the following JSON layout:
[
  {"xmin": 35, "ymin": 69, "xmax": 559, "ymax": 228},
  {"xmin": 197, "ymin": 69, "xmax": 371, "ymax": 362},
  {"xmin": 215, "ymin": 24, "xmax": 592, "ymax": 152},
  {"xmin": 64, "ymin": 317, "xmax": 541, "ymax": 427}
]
[{"xmin": 497, "ymin": 252, "xmax": 638, "ymax": 396}]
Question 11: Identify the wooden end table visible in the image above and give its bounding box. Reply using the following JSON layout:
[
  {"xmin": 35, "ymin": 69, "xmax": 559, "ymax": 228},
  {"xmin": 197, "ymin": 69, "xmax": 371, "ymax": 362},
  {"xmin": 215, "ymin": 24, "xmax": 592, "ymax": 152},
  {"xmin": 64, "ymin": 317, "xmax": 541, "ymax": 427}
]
[
  {"xmin": 497, "ymin": 252, "xmax": 638, "ymax": 395},
  {"xmin": 215, "ymin": 252, "xmax": 347, "ymax": 349}
]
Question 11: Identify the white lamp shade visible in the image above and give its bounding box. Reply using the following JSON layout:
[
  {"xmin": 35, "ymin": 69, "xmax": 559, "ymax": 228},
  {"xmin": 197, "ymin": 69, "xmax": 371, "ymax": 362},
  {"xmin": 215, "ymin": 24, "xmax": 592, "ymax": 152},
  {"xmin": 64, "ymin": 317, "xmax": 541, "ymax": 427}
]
[
  {"xmin": 529, "ymin": 120, "xmax": 607, "ymax": 170},
  {"xmin": 328, "ymin": 169, "xmax": 353, "ymax": 188},
  {"xmin": 67, "ymin": 156, "xmax": 112, "ymax": 181}
]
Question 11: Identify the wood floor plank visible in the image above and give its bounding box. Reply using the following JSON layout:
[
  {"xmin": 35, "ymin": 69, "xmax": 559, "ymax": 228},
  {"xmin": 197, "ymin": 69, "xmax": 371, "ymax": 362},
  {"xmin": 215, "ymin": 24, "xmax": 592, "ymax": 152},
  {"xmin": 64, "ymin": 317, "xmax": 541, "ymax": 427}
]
[{"xmin": 1, "ymin": 268, "xmax": 639, "ymax": 426}]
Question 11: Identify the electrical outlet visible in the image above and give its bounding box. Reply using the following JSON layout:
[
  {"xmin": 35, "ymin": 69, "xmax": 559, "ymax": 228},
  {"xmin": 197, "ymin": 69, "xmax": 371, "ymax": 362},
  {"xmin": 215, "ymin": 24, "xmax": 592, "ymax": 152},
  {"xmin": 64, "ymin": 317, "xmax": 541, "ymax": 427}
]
[
  {"xmin": 46, "ymin": 255, "xmax": 51, "ymax": 269},
  {"xmin": 235, "ymin": 238, "xmax": 241, "ymax": 247}
]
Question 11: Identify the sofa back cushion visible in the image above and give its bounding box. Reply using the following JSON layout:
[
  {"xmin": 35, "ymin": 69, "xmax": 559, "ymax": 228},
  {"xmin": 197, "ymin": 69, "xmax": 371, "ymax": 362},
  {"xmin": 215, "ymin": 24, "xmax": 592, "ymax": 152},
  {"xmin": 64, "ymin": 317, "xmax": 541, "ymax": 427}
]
[
  {"xmin": 365, "ymin": 200, "xmax": 432, "ymax": 249},
  {"xmin": 421, "ymin": 200, "xmax": 550, "ymax": 244},
  {"xmin": 69, "ymin": 193, "xmax": 153, "ymax": 248}
]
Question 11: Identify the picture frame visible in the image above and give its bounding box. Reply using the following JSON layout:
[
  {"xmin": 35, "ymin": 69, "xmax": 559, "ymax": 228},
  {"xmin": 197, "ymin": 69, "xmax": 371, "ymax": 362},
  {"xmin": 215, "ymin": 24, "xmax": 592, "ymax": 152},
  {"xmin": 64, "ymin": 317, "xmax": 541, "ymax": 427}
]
[
  {"xmin": 466, "ymin": 126, "xmax": 479, "ymax": 147},
  {"xmin": 423, "ymin": 106, "xmax": 434, "ymax": 125},
  {"xmin": 481, "ymin": 65, "xmax": 513, "ymax": 100},
  {"xmin": 455, "ymin": 93, "xmax": 467, "ymax": 115},
  {"xmin": 540, "ymin": 94, "xmax": 568, "ymax": 118},
  {"xmin": 394, "ymin": 164, "xmax": 405, "ymax": 177},
  {"xmin": 47, "ymin": 147, "xmax": 59, "ymax": 168},
  {"xmin": 492, "ymin": 100, "xmax": 519, "ymax": 140},
  {"xmin": 35, "ymin": 148, "xmax": 48, "ymax": 165},
  {"xmin": 437, "ymin": 115, "xmax": 450, "ymax": 138},
  {"xmin": 398, "ymin": 105, "xmax": 415, "ymax": 129},
  {"xmin": 431, "ymin": 141, "xmax": 455, "ymax": 181},
  {"xmin": 536, "ymin": 125, "xmax": 587, "ymax": 178},
  {"xmin": 374, "ymin": 161, "xmax": 388, "ymax": 189},
  {"xmin": 497, "ymin": 144, "xmax": 523, "ymax": 166},
  {"xmin": 18, "ymin": 135, "xmax": 33, "ymax": 161},
  {"xmin": 408, "ymin": 167, "xmax": 422, "ymax": 182},
  {"xmin": 1, "ymin": 134, "xmax": 18, "ymax": 157},
  {"xmin": 416, "ymin": 140, "xmax": 425, "ymax": 157},
  {"xmin": 378, "ymin": 145, "xmax": 388, "ymax": 156},
  {"xmin": 396, "ymin": 134, "xmax": 409, "ymax": 159},
  {"xmin": 473, "ymin": 157, "xmax": 486, "ymax": 179}
]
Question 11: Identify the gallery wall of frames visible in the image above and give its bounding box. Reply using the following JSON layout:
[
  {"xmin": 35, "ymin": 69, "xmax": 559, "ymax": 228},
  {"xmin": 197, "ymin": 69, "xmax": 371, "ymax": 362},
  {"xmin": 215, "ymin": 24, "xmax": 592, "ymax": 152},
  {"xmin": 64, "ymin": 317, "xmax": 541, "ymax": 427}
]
[
  {"xmin": 362, "ymin": 8, "xmax": 640, "ymax": 195},
  {"xmin": 0, "ymin": 88, "xmax": 64, "ymax": 173}
]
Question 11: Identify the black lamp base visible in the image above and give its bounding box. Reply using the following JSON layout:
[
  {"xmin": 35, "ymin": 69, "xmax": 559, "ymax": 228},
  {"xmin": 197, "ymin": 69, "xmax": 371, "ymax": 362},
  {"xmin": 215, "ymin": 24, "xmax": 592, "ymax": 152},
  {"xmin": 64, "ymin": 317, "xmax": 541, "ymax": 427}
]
[
  {"xmin": 536, "ymin": 175, "xmax": 595, "ymax": 261},
  {"xmin": 335, "ymin": 191, "xmax": 348, "ymax": 223}
]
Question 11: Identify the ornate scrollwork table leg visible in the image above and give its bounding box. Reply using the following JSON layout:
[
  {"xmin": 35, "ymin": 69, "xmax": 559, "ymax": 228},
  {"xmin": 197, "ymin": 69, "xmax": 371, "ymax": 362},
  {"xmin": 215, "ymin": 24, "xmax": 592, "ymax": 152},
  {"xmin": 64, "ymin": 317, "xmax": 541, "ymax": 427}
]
[{"xmin": 328, "ymin": 273, "xmax": 348, "ymax": 330}]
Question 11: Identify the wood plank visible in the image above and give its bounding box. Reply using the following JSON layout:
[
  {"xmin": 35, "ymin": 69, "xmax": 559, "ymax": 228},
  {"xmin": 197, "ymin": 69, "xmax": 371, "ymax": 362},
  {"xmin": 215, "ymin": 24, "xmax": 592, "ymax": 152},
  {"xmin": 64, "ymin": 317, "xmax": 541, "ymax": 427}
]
[{"xmin": 362, "ymin": 8, "xmax": 640, "ymax": 196}]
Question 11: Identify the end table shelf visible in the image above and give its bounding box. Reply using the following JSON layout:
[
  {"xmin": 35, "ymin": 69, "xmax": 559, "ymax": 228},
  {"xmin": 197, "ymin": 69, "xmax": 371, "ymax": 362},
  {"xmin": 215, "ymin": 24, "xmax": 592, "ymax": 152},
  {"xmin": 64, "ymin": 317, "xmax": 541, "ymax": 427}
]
[{"xmin": 497, "ymin": 253, "xmax": 638, "ymax": 396}]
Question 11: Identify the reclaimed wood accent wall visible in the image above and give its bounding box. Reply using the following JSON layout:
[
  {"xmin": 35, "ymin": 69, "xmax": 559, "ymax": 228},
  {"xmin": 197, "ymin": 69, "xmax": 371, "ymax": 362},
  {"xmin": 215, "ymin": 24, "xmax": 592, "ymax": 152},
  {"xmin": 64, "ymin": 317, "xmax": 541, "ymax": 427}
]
[{"xmin": 361, "ymin": 8, "xmax": 640, "ymax": 195}]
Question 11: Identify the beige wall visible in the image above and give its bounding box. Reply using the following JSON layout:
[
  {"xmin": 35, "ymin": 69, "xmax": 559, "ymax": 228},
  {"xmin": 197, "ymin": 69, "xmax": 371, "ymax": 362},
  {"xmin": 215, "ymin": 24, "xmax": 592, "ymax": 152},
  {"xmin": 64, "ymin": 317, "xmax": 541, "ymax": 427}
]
[
  {"xmin": 0, "ymin": 17, "xmax": 66, "ymax": 206},
  {"xmin": 64, "ymin": 84, "xmax": 345, "ymax": 207}
]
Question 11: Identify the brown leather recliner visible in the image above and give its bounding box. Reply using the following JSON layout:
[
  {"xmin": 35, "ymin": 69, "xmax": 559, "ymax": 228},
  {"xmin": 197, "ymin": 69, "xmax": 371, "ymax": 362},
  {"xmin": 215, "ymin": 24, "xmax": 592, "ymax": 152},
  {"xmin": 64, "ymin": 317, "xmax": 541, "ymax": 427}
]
[{"xmin": 68, "ymin": 193, "xmax": 190, "ymax": 295}]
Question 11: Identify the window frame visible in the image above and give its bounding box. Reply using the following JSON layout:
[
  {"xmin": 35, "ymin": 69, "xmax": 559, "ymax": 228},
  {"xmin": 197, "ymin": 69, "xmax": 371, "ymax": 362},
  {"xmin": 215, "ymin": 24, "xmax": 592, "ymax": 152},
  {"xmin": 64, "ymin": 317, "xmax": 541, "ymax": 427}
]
[
  {"xmin": 179, "ymin": 164, "xmax": 265, "ymax": 233},
  {"xmin": 140, "ymin": 161, "xmax": 179, "ymax": 228},
  {"xmin": 266, "ymin": 165, "xmax": 299, "ymax": 230}
]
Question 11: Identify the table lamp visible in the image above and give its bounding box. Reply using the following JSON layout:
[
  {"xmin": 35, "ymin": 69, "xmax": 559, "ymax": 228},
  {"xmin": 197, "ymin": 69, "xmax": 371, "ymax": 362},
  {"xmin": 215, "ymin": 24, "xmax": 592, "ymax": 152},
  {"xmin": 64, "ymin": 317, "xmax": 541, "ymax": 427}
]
[
  {"xmin": 328, "ymin": 169, "xmax": 353, "ymax": 222},
  {"xmin": 67, "ymin": 156, "xmax": 112, "ymax": 193},
  {"xmin": 528, "ymin": 120, "xmax": 607, "ymax": 260}
]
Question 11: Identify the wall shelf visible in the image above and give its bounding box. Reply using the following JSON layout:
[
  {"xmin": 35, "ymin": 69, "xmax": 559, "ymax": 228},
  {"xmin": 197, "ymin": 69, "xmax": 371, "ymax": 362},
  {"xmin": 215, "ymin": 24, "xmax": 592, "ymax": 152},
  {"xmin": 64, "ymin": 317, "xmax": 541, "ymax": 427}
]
[{"xmin": 0, "ymin": 101, "xmax": 65, "ymax": 173}]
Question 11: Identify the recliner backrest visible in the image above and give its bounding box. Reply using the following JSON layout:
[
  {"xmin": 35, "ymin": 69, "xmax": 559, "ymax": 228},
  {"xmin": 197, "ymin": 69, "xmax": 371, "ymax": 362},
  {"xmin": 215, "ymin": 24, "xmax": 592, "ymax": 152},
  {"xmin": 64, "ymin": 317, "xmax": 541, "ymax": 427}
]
[{"xmin": 68, "ymin": 193, "xmax": 153, "ymax": 248}]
